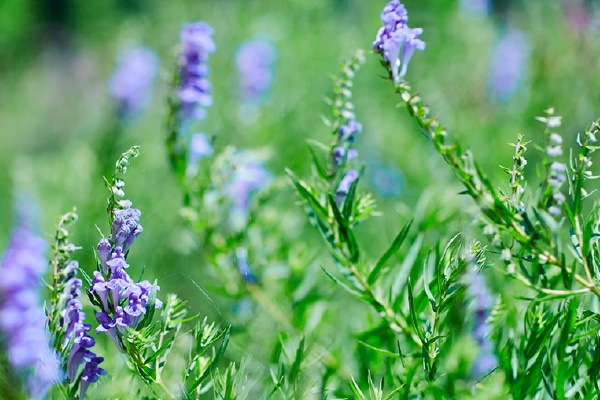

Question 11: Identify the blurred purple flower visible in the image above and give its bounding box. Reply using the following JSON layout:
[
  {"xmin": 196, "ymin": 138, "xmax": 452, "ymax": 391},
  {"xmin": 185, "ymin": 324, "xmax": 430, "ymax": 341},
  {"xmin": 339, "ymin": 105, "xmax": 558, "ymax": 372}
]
[
  {"xmin": 487, "ymin": 28, "xmax": 530, "ymax": 102},
  {"xmin": 338, "ymin": 119, "xmax": 362, "ymax": 143},
  {"xmin": 332, "ymin": 147, "xmax": 358, "ymax": 167},
  {"xmin": 226, "ymin": 160, "xmax": 272, "ymax": 213},
  {"xmin": 0, "ymin": 214, "xmax": 59, "ymax": 399},
  {"xmin": 373, "ymin": 0, "xmax": 425, "ymax": 80},
  {"xmin": 336, "ymin": 169, "xmax": 359, "ymax": 203},
  {"xmin": 468, "ymin": 272, "xmax": 497, "ymax": 379},
  {"xmin": 108, "ymin": 47, "xmax": 159, "ymax": 120},
  {"xmin": 236, "ymin": 38, "xmax": 276, "ymax": 103},
  {"xmin": 187, "ymin": 132, "xmax": 213, "ymax": 176},
  {"xmin": 178, "ymin": 22, "xmax": 215, "ymax": 125}
]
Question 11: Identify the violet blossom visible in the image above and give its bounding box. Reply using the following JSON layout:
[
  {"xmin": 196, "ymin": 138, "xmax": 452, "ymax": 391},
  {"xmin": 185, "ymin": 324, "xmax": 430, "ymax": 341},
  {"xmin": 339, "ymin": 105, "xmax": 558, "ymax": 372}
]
[
  {"xmin": 226, "ymin": 159, "xmax": 272, "ymax": 213},
  {"xmin": 336, "ymin": 169, "xmax": 360, "ymax": 203},
  {"xmin": 373, "ymin": 0, "xmax": 425, "ymax": 81},
  {"xmin": 487, "ymin": 28, "xmax": 530, "ymax": 103},
  {"xmin": 468, "ymin": 272, "xmax": 498, "ymax": 379},
  {"xmin": 108, "ymin": 46, "xmax": 159, "ymax": 119},
  {"xmin": 91, "ymin": 204, "xmax": 162, "ymax": 350},
  {"xmin": 178, "ymin": 22, "xmax": 215, "ymax": 126},
  {"xmin": 187, "ymin": 132, "xmax": 214, "ymax": 176},
  {"xmin": 0, "ymin": 216, "xmax": 59, "ymax": 399},
  {"xmin": 236, "ymin": 38, "xmax": 276, "ymax": 103},
  {"xmin": 59, "ymin": 260, "xmax": 106, "ymax": 398}
]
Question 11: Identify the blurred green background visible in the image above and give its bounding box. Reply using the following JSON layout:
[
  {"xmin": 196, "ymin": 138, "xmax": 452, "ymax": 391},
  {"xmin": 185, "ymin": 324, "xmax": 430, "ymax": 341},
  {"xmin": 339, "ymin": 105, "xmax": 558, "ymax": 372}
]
[{"xmin": 0, "ymin": 0, "xmax": 599, "ymax": 394}]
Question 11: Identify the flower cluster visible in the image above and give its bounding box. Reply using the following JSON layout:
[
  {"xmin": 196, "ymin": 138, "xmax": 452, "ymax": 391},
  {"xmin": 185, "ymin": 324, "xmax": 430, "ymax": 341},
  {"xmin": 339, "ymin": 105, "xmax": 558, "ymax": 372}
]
[
  {"xmin": 60, "ymin": 261, "xmax": 106, "ymax": 398},
  {"xmin": 334, "ymin": 119, "xmax": 362, "ymax": 202},
  {"xmin": 91, "ymin": 205, "xmax": 162, "ymax": 349},
  {"xmin": 372, "ymin": 0, "xmax": 425, "ymax": 81},
  {"xmin": 468, "ymin": 273, "xmax": 497, "ymax": 379},
  {"xmin": 0, "ymin": 218, "xmax": 58, "ymax": 399},
  {"xmin": 178, "ymin": 22, "xmax": 216, "ymax": 126},
  {"xmin": 108, "ymin": 46, "xmax": 159, "ymax": 119},
  {"xmin": 235, "ymin": 38, "xmax": 276, "ymax": 103}
]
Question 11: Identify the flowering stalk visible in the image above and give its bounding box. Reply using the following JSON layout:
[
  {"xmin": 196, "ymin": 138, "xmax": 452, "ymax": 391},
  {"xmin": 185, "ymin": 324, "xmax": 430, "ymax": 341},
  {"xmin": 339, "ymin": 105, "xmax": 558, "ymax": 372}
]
[
  {"xmin": 166, "ymin": 21, "xmax": 216, "ymax": 184},
  {"xmin": 372, "ymin": 4, "xmax": 600, "ymax": 299},
  {"xmin": 288, "ymin": 49, "xmax": 425, "ymax": 350},
  {"xmin": 91, "ymin": 146, "xmax": 233, "ymax": 399},
  {"xmin": 47, "ymin": 210, "xmax": 106, "ymax": 399}
]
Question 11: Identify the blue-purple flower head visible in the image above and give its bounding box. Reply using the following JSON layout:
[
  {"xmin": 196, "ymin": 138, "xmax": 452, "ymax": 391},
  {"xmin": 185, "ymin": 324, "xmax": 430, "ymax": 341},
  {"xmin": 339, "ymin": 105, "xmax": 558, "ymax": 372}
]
[
  {"xmin": 467, "ymin": 272, "xmax": 498, "ymax": 379},
  {"xmin": 92, "ymin": 204, "xmax": 162, "ymax": 350},
  {"xmin": 178, "ymin": 22, "xmax": 216, "ymax": 125},
  {"xmin": 336, "ymin": 169, "xmax": 360, "ymax": 203},
  {"xmin": 60, "ymin": 261, "xmax": 106, "ymax": 398},
  {"xmin": 338, "ymin": 119, "xmax": 362, "ymax": 143},
  {"xmin": 226, "ymin": 159, "xmax": 272, "ymax": 213},
  {"xmin": 187, "ymin": 132, "xmax": 214, "ymax": 177},
  {"xmin": 0, "ymin": 214, "xmax": 59, "ymax": 398},
  {"xmin": 108, "ymin": 46, "xmax": 159, "ymax": 120},
  {"xmin": 487, "ymin": 28, "xmax": 530, "ymax": 103},
  {"xmin": 236, "ymin": 38, "xmax": 276, "ymax": 103},
  {"xmin": 373, "ymin": 0, "xmax": 425, "ymax": 81}
]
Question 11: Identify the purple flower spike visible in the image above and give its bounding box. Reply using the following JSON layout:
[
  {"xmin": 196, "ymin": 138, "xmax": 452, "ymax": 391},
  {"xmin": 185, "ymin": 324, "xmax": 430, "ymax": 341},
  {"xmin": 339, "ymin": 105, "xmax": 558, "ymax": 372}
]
[
  {"xmin": 236, "ymin": 38, "xmax": 276, "ymax": 103},
  {"xmin": 178, "ymin": 22, "xmax": 216, "ymax": 126},
  {"xmin": 108, "ymin": 46, "xmax": 159, "ymax": 120},
  {"xmin": 336, "ymin": 169, "xmax": 360, "ymax": 203},
  {"xmin": 373, "ymin": 1, "xmax": 425, "ymax": 80},
  {"xmin": 487, "ymin": 28, "xmax": 530, "ymax": 103},
  {"xmin": 468, "ymin": 273, "xmax": 497, "ymax": 379},
  {"xmin": 0, "ymin": 214, "xmax": 59, "ymax": 398}
]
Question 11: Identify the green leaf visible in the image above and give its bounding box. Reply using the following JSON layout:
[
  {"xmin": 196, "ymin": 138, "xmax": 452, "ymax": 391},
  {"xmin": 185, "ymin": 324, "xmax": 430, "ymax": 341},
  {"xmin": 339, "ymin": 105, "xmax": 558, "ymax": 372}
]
[
  {"xmin": 407, "ymin": 278, "xmax": 425, "ymax": 344},
  {"xmin": 307, "ymin": 144, "xmax": 329, "ymax": 180},
  {"xmin": 321, "ymin": 267, "xmax": 369, "ymax": 301},
  {"xmin": 349, "ymin": 376, "xmax": 367, "ymax": 400},
  {"xmin": 285, "ymin": 168, "xmax": 328, "ymax": 220},
  {"xmin": 328, "ymin": 194, "xmax": 360, "ymax": 263},
  {"xmin": 368, "ymin": 219, "xmax": 413, "ymax": 285}
]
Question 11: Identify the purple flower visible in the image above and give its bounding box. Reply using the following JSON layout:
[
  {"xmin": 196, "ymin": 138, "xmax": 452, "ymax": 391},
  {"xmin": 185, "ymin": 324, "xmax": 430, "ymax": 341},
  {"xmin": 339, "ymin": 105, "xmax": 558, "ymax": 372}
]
[
  {"xmin": 333, "ymin": 147, "xmax": 358, "ymax": 167},
  {"xmin": 80, "ymin": 356, "xmax": 107, "ymax": 399},
  {"xmin": 336, "ymin": 169, "xmax": 360, "ymax": 203},
  {"xmin": 236, "ymin": 247, "xmax": 257, "ymax": 284},
  {"xmin": 111, "ymin": 207, "xmax": 142, "ymax": 254},
  {"xmin": 226, "ymin": 160, "xmax": 272, "ymax": 212},
  {"xmin": 236, "ymin": 38, "xmax": 276, "ymax": 103},
  {"xmin": 338, "ymin": 119, "xmax": 362, "ymax": 143},
  {"xmin": 108, "ymin": 46, "xmax": 159, "ymax": 119},
  {"xmin": 92, "ymin": 204, "xmax": 161, "ymax": 347},
  {"xmin": 187, "ymin": 132, "xmax": 214, "ymax": 176},
  {"xmin": 373, "ymin": 1, "xmax": 425, "ymax": 80},
  {"xmin": 467, "ymin": 273, "xmax": 497, "ymax": 379},
  {"xmin": 0, "ymin": 217, "xmax": 59, "ymax": 398},
  {"xmin": 487, "ymin": 28, "xmax": 530, "ymax": 102},
  {"xmin": 178, "ymin": 22, "xmax": 215, "ymax": 125}
]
